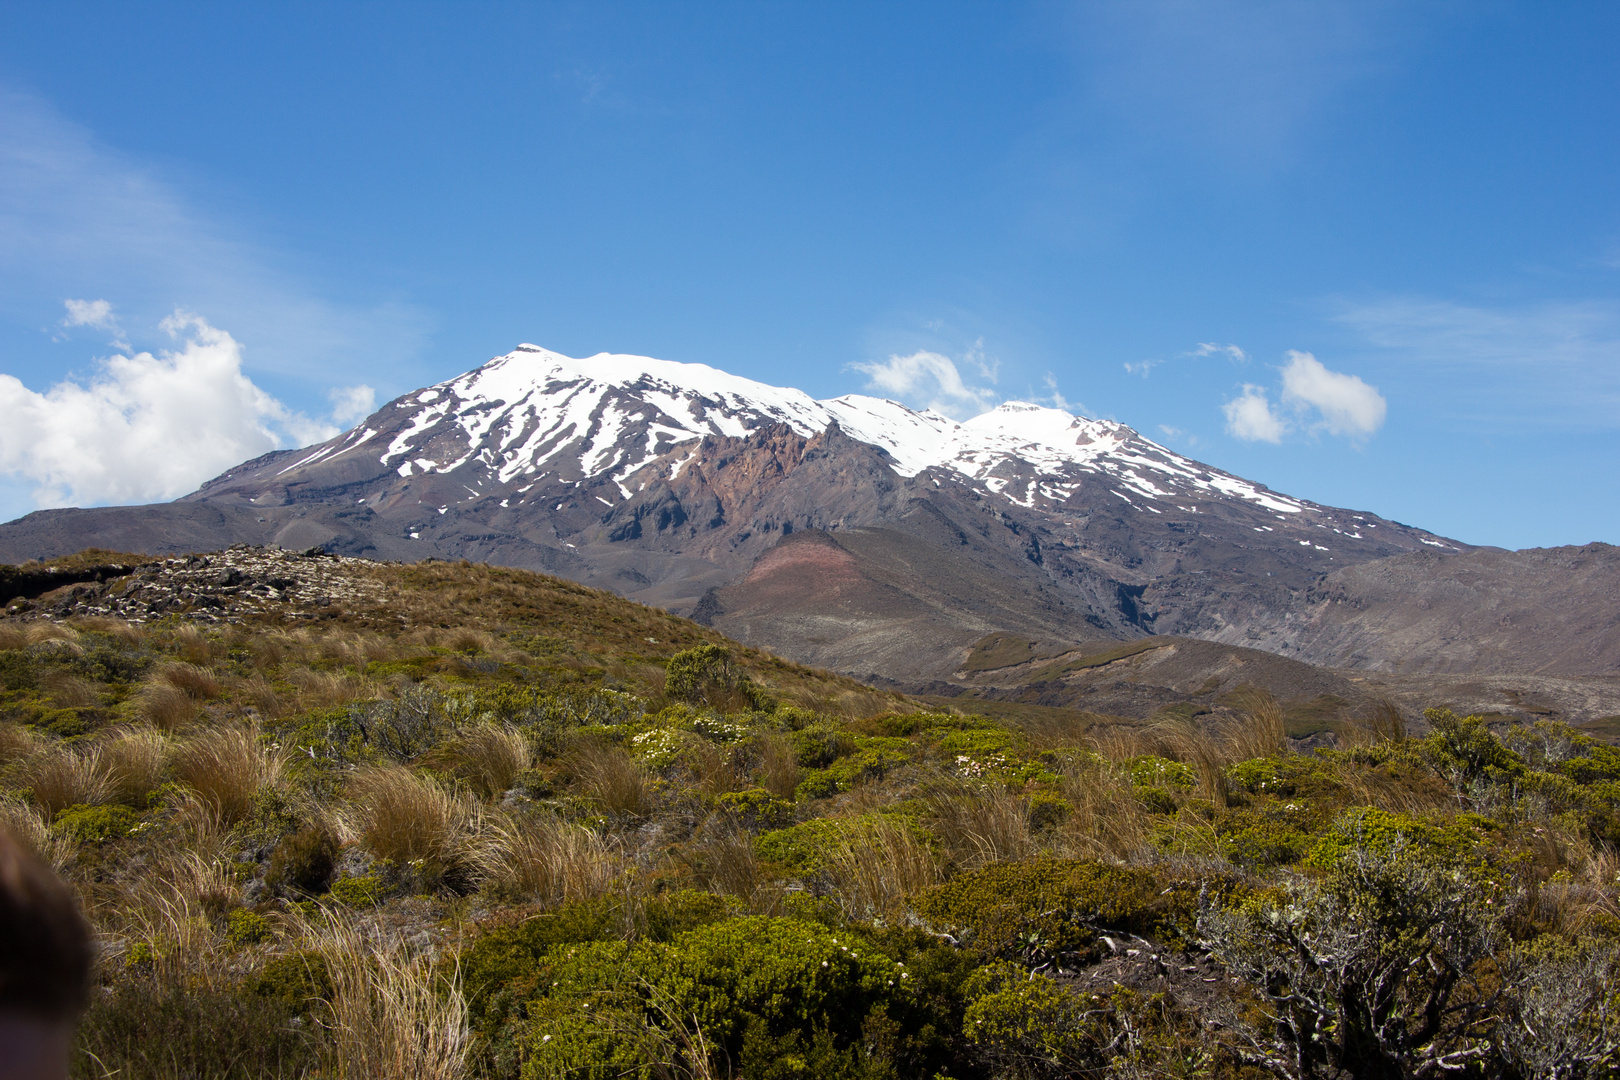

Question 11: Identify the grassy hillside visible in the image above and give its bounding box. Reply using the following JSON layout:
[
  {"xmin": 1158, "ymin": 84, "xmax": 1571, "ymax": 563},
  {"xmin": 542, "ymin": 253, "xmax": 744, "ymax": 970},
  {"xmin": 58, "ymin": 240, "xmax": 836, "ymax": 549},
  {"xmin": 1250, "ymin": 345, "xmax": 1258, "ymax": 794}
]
[{"xmin": 1, "ymin": 550, "xmax": 1618, "ymax": 1079}]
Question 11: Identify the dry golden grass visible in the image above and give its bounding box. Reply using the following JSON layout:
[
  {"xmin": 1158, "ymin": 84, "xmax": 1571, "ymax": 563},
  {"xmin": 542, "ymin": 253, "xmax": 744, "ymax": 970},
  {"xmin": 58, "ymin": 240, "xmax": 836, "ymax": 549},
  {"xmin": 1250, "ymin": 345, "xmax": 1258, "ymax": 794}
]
[
  {"xmin": 683, "ymin": 736, "xmax": 744, "ymax": 799},
  {"xmin": 1339, "ymin": 697, "xmax": 1409, "ymax": 748},
  {"xmin": 305, "ymin": 915, "xmax": 470, "ymax": 1080},
  {"xmin": 0, "ymin": 795, "xmax": 77, "ymax": 873},
  {"xmin": 76, "ymin": 617, "xmax": 144, "ymax": 648},
  {"xmin": 1051, "ymin": 754, "xmax": 1150, "ymax": 861},
  {"xmin": 0, "ymin": 624, "xmax": 27, "ymax": 650},
  {"xmin": 567, "ymin": 741, "xmax": 653, "ymax": 818},
  {"xmin": 756, "ymin": 732, "xmax": 801, "ymax": 802},
  {"xmin": 316, "ymin": 629, "xmax": 400, "ymax": 668},
  {"xmin": 824, "ymin": 817, "xmax": 940, "ymax": 921},
  {"xmin": 925, "ymin": 782, "xmax": 1035, "ymax": 870},
  {"xmin": 1326, "ymin": 757, "xmax": 1454, "ymax": 816},
  {"xmin": 168, "ymin": 623, "xmax": 224, "ymax": 665},
  {"xmin": 136, "ymin": 683, "xmax": 199, "ymax": 730},
  {"xmin": 441, "ymin": 722, "xmax": 531, "ymax": 800},
  {"xmin": 172, "ymin": 725, "xmax": 285, "ymax": 825},
  {"xmin": 1220, "ymin": 689, "xmax": 1286, "ymax": 762},
  {"xmin": 158, "ymin": 661, "xmax": 222, "ymax": 700},
  {"xmin": 99, "ymin": 725, "xmax": 172, "ymax": 807},
  {"xmin": 249, "ymin": 632, "xmax": 291, "ymax": 671},
  {"xmin": 288, "ymin": 667, "xmax": 378, "ymax": 711},
  {"xmin": 43, "ymin": 671, "xmax": 102, "ymax": 709},
  {"xmin": 23, "ymin": 745, "xmax": 111, "ymax": 816},
  {"xmin": 25, "ymin": 622, "xmax": 80, "ymax": 647},
  {"xmin": 684, "ymin": 817, "xmax": 760, "ymax": 898},
  {"xmin": 233, "ymin": 672, "xmax": 286, "ymax": 720},
  {"xmin": 0, "ymin": 721, "xmax": 40, "ymax": 768},
  {"xmin": 477, "ymin": 813, "xmax": 621, "ymax": 906},
  {"xmin": 342, "ymin": 764, "xmax": 483, "ymax": 871}
]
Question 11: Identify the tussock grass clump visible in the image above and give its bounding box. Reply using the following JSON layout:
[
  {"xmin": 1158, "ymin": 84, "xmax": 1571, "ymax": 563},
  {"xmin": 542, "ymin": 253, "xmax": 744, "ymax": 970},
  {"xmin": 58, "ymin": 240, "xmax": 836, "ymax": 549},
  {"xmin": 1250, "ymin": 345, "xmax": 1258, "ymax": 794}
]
[
  {"xmin": 168, "ymin": 623, "xmax": 224, "ymax": 665},
  {"xmin": 683, "ymin": 816, "xmax": 761, "ymax": 899},
  {"xmin": 234, "ymin": 672, "xmax": 286, "ymax": 719},
  {"xmin": 567, "ymin": 741, "xmax": 653, "ymax": 818},
  {"xmin": 824, "ymin": 816, "xmax": 940, "ymax": 921},
  {"xmin": 43, "ymin": 671, "xmax": 101, "ymax": 709},
  {"xmin": 756, "ymin": 732, "xmax": 801, "ymax": 802},
  {"xmin": 159, "ymin": 661, "xmax": 222, "ymax": 700},
  {"xmin": 479, "ymin": 813, "xmax": 621, "ymax": 906},
  {"xmin": 0, "ymin": 795, "xmax": 76, "ymax": 872},
  {"xmin": 0, "ymin": 721, "xmax": 40, "ymax": 767},
  {"xmin": 307, "ymin": 916, "xmax": 470, "ymax": 1080},
  {"xmin": 99, "ymin": 725, "xmax": 172, "ymax": 807},
  {"xmin": 926, "ymin": 782, "xmax": 1036, "ymax": 870},
  {"xmin": 1220, "ymin": 688, "xmax": 1286, "ymax": 762},
  {"xmin": 137, "ymin": 683, "xmax": 198, "ymax": 730},
  {"xmin": 23, "ymin": 745, "xmax": 111, "ymax": 817},
  {"xmin": 1052, "ymin": 754, "xmax": 1148, "ymax": 860},
  {"xmin": 342, "ymin": 764, "xmax": 483, "ymax": 878},
  {"xmin": 173, "ymin": 725, "xmax": 285, "ymax": 825},
  {"xmin": 440, "ymin": 722, "xmax": 531, "ymax": 799},
  {"xmin": 288, "ymin": 668, "xmax": 377, "ymax": 711}
]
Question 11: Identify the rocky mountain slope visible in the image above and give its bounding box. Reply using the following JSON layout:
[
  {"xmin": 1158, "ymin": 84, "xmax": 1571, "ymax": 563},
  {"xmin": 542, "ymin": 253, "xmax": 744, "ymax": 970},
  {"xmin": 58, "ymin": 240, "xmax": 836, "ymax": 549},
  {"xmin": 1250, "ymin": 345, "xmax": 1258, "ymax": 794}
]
[{"xmin": 1, "ymin": 344, "xmax": 1613, "ymax": 685}]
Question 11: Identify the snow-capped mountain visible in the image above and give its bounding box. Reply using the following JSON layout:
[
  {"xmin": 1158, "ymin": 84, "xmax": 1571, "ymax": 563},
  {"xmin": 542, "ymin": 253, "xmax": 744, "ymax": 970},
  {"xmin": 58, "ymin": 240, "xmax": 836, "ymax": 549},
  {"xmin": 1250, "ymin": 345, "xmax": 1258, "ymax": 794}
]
[
  {"xmin": 0, "ymin": 344, "xmax": 1470, "ymax": 680},
  {"xmin": 288, "ymin": 344, "xmax": 1311, "ymax": 519}
]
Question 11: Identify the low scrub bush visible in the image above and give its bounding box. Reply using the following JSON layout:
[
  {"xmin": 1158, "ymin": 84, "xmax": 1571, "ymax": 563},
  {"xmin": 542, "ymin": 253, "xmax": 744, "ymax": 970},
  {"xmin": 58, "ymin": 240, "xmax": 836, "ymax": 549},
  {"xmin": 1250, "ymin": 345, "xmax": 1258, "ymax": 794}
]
[
  {"xmin": 266, "ymin": 824, "xmax": 339, "ymax": 896},
  {"xmin": 915, "ymin": 859, "xmax": 1167, "ymax": 966}
]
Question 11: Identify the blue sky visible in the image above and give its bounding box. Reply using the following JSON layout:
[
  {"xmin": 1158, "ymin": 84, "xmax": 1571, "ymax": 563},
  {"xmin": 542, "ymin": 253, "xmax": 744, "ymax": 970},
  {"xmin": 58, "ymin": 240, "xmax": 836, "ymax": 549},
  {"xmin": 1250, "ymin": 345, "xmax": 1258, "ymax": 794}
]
[{"xmin": 1, "ymin": 2, "xmax": 1617, "ymax": 549}]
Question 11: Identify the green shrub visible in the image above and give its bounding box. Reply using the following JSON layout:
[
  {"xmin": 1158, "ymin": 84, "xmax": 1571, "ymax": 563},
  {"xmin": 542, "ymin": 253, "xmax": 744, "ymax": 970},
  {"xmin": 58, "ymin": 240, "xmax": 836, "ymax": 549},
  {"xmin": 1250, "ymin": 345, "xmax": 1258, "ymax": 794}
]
[
  {"xmin": 716, "ymin": 787, "xmax": 795, "ymax": 830},
  {"xmin": 524, "ymin": 916, "xmax": 904, "ymax": 1077},
  {"xmin": 52, "ymin": 803, "xmax": 138, "ymax": 843},
  {"xmin": 0, "ymin": 651, "xmax": 37, "ymax": 691},
  {"xmin": 249, "ymin": 950, "xmax": 333, "ymax": 1015},
  {"xmin": 915, "ymin": 859, "xmax": 1164, "ymax": 965},
  {"xmin": 74, "ymin": 975, "xmax": 317, "ymax": 1079},
  {"xmin": 1216, "ymin": 809, "xmax": 1310, "ymax": 868},
  {"xmin": 792, "ymin": 726, "xmax": 854, "ymax": 769},
  {"xmin": 1303, "ymin": 807, "xmax": 1489, "ymax": 871},
  {"xmin": 1127, "ymin": 755, "xmax": 1196, "ymax": 792},
  {"xmin": 795, "ymin": 738, "xmax": 912, "ymax": 799},
  {"xmin": 266, "ymin": 825, "xmax": 338, "ymax": 896},
  {"xmin": 328, "ymin": 874, "xmax": 383, "ymax": 906},
  {"xmin": 225, "ymin": 908, "xmax": 271, "ymax": 947}
]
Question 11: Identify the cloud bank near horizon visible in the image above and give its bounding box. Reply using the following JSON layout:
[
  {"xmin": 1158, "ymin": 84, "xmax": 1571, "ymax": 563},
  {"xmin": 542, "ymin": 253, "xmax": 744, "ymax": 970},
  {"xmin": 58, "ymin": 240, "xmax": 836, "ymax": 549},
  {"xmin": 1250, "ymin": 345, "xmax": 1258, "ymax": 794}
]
[{"xmin": 0, "ymin": 306, "xmax": 370, "ymax": 509}]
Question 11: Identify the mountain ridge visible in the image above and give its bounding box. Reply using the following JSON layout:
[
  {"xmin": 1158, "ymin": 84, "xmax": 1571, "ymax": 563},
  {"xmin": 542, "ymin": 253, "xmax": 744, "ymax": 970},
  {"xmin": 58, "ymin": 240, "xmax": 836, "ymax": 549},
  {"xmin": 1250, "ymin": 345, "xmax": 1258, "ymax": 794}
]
[{"xmin": 6, "ymin": 343, "xmax": 1614, "ymax": 686}]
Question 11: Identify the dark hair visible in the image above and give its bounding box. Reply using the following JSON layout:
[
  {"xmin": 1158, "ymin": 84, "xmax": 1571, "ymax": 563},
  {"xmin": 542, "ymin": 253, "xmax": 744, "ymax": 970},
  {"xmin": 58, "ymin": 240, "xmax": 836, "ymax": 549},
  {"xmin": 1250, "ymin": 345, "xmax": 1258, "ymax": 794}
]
[{"xmin": 0, "ymin": 830, "xmax": 92, "ymax": 1020}]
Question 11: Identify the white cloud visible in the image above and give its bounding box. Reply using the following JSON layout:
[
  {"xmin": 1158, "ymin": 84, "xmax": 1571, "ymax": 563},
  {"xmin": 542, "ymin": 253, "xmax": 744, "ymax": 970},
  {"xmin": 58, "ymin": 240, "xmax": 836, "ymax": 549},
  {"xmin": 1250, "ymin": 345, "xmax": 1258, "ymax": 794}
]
[
  {"xmin": 1126, "ymin": 341, "xmax": 1246, "ymax": 377},
  {"xmin": 849, "ymin": 349, "xmax": 999, "ymax": 418},
  {"xmin": 328, "ymin": 384, "xmax": 377, "ymax": 425},
  {"xmin": 1279, "ymin": 350, "xmax": 1386, "ymax": 437},
  {"xmin": 1222, "ymin": 384, "xmax": 1287, "ymax": 443},
  {"xmin": 62, "ymin": 298, "xmax": 121, "ymax": 333},
  {"xmin": 0, "ymin": 312, "xmax": 339, "ymax": 509},
  {"xmin": 1191, "ymin": 342, "xmax": 1247, "ymax": 363},
  {"xmin": 1040, "ymin": 373, "xmax": 1078, "ymax": 413}
]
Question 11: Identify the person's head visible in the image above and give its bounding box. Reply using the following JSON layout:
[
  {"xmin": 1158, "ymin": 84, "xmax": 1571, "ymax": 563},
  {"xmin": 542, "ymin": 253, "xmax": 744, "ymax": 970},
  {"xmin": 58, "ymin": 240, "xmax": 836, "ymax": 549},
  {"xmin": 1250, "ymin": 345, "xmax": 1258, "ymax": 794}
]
[{"xmin": 0, "ymin": 831, "xmax": 91, "ymax": 1080}]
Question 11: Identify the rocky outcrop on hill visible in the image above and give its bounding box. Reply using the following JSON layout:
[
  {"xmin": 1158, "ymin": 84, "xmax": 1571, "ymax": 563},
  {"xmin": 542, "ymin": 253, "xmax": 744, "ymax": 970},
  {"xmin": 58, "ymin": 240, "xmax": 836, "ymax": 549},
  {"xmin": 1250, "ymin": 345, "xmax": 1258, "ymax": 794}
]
[{"xmin": 4, "ymin": 545, "xmax": 387, "ymax": 625}]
